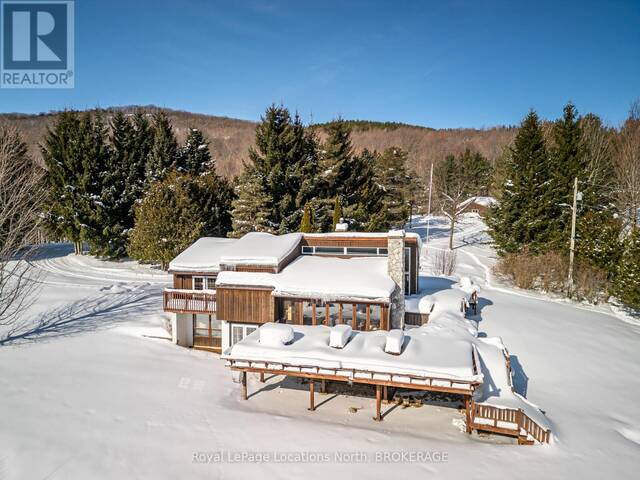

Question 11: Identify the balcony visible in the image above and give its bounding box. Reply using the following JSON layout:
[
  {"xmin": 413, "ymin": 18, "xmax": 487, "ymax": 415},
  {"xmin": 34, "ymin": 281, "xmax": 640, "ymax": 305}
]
[{"xmin": 163, "ymin": 289, "xmax": 216, "ymax": 314}]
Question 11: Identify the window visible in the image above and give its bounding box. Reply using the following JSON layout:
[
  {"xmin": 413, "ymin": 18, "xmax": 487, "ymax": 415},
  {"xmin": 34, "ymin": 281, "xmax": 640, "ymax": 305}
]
[
  {"xmin": 369, "ymin": 305, "xmax": 381, "ymax": 330},
  {"xmin": 301, "ymin": 246, "xmax": 314, "ymax": 254},
  {"xmin": 378, "ymin": 248, "xmax": 388, "ymax": 255},
  {"xmin": 471, "ymin": 208, "xmax": 479, "ymax": 214},
  {"xmin": 404, "ymin": 247, "xmax": 412, "ymax": 294},
  {"xmin": 279, "ymin": 299, "xmax": 298, "ymax": 324},
  {"xmin": 327, "ymin": 303, "xmax": 340, "ymax": 326},
  {"xmin": 193, "ymin": 275, "xmax": 215, "ymax": 291},
  {"xmin": 355, "ymin": 304, "xmax": 367, "ymax": 330},
  {"xmin": 302, "ymin": 301, "xmax": 315, "ymax": 325},
  {"xmin": 315, "ymin": 246, "xmax": 345, "ymax": 255},
  {"xmin": 346, "ymin": 247, "xmax": 378, "ymax": 256},
  {"xmin": 231, "ymin": 324, "xmax": 257, "ymax": 346}
]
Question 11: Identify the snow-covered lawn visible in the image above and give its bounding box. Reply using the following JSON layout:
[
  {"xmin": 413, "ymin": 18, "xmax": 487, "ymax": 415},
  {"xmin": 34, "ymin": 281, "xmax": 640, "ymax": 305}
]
[{"xmin": 1, "ymin": 221, "xmax": 639, "ymax": 479}]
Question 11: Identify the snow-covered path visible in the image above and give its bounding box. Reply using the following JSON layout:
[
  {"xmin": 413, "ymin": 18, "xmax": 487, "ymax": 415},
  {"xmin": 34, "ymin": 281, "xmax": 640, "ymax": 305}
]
[{"xmin": 0, "ymin": 227, "xmax": 639, "ymax": 479}]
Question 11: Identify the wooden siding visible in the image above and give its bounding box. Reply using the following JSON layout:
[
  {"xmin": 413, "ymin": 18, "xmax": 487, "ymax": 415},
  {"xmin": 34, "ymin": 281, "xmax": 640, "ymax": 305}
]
[
  {"xmin": 232, "ymin": 265, "xmax": 277, "ymax": 273},
  {"xmin": 216, "ymin": 287, "xmax": 275, "ymax": 324},
  {"xmin": 173, "ymin": 274, "xmax": 192, "ymax": 289}
]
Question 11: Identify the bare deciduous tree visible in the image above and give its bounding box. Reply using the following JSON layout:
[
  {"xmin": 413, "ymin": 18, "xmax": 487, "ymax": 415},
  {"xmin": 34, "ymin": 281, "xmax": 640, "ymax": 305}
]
[
  {"xmin": 614, "ymin": 101, "xmax": 640, "ymax": 231},
  {"xmin": 0, "ymin": 126, "xmax": 45, "ymax": 327}
]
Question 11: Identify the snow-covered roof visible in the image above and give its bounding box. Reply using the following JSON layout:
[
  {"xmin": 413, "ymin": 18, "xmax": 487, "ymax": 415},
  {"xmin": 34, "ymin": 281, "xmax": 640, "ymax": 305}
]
[
  {"xmin": 223, "ymin": 324, "xmax": 481, "ymax": 383},
  {"xmin": 168, "ymin": 237, "xmax": 237, "ymax": 273},
  {"xmin": 219, "ymin": 232, "xmax": 303, "ymax": 268},
  {"xmin": 459, "ymin": 196, "xmax": 498, "ymax": 209},
  {"xmin": 216, "ymin": 256, "xmax": 395, "ymax": 302}
]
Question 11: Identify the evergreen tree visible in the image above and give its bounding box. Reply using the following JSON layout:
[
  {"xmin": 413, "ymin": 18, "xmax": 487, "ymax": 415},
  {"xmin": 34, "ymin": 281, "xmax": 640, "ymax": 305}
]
[
  {"xmin": 488, "ymin": 110, "xmax": 553, "ymax": 253},
  {"xmin": 300, "ymin": 203, "xmax": 315, "ymax": 233},
  {"xmin": 128, "ymin": 171, "xmax": 203, "ymax": 270},
  {"xmin": 179, "ymin": 128, "xmax": 215, "ymax": 175},
  {"xmin": 346, "ymin": 149, "xmax": 387, "ymax": 231},
  {"xmin": 613, "ymin": 229, "xmax": 640, "ymax": 308},
  {"xmin": 575, "ymin": 211, "xmax": 623, "ymax": 278},
  {"xmin": 375, "ymin": 147, "xmax": 412, "ymax": 227},
  {"xmin": 230, "ymin": 169, "xmax": 274, "ymax": 237},
  {"xmin": 546, "ymin": 102, "xmax": 586, "ymax": 249},
  {"xmin": 191, "ymin": 172, "xmax": 234, "ymax": 237},
  {"xmin": 235, "ymin": 105, "xmax": 315, "ymax": 233},
  {"xmin": 145, "ymin": 110, "xmax": 178, "ymax": 184},
  {"xmin": 42, "ymin": 111, "xmax": 110, "ymax": 254},
  {"xmin": 332, "ymin": 197, "xmax": 343, "ymax": 231}
]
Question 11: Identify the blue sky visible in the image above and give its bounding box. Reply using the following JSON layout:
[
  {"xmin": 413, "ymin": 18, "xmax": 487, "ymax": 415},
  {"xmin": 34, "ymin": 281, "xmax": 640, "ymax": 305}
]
[{"xmin": 1, "ymin": 0, "xmax": 639, "ymax": 128}]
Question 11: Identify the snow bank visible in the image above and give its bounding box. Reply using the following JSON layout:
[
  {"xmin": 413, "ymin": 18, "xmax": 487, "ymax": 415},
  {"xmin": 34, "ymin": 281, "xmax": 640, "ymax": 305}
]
[
  {"xmin": 329, "ymin": 324, "xmax": 352, "ymax": 348},
  {"xmin": 384, "ymin": 329, "xmax": 404, "ymax": 354},
  {"xmin": 219, "ymin": 232, "xmax": 302, "ymax": 268},
  {"xmin": 259, "ymin": 323, "xmax": 294, "ymax": 347},
  {"xmin": 455, "ymin": 277, "xmax": 480, "ymax": 302},
  {"xmin": 168, "ymin": 237, "xmax": 237, "ymax": 273}
]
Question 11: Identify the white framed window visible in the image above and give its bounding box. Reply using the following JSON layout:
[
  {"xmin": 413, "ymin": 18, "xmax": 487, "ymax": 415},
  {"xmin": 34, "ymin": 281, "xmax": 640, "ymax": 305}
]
[
  {"xmin": 193, "ymin": 275, "xmax": 216, "ymax": 291},
  {"xmin": 230, "ymin": 324, "xmax": 258, "ymax": 346},
  {"xmin": 404, "ymin": 247, "xmax": 412, "ymax": 294}
]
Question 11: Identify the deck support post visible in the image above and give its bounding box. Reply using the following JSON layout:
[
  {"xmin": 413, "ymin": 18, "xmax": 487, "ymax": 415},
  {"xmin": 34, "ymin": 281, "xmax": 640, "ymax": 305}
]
[
  {"xmin": 320, "ymin": 380, "xmax": 326, "ymax": 394},
  {"xmin": 259, "ymin": 372, "xmax": 265, "ymax": 383},
  {"xmin": 241, "ymin": 371, "xmax": 248, "ymax": 400},
  {"xmin": 464, "ymin": 397, "xmax": 472, "ymax": 434},
  {"xmin": 308, "ymin": 380, "xmax": 315, "ymax": 411},
  {"xmin": 375, "ymin": 384, "xmax": 382, "ymax": 421},
  {"xmin": 383, "ymin": 386, "xmax": 388, "ymax": 403}
]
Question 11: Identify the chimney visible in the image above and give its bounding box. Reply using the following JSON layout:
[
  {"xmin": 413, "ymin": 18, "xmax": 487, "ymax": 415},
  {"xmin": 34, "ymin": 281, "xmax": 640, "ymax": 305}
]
[{"xmin": 387, "ymin": 229, "xmax": 405, "ymax": 329}]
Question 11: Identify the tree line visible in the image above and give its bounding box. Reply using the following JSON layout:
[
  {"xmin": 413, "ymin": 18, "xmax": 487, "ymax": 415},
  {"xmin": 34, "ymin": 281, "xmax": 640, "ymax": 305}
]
[
  {"xmin": 486, "ymin": 102, "xmax": 639, "ymax": 308},
  {"xmin": 37, "ymin": 105, "xmax": 419, "ymax": 268}
]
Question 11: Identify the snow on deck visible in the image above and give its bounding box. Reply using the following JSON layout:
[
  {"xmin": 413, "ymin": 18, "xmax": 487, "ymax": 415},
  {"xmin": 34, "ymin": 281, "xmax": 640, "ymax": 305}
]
[
  {"xmin": 168, "ymin": 237, "xmax": 237, "ymax": 273},
  {"xmin": 223, "ymin": 324, "xmax": 481, "ymax": 383},
  {"xmin": 474, "ymin": 337, "xmax": 552, "ymax": 432},
  {"xmin": 217, "ymin": 256, "xmax": 395, "ymax": 302},
  {"xmin": 219, "ymin": 232, "xmax": 302, "ymax": 267}
]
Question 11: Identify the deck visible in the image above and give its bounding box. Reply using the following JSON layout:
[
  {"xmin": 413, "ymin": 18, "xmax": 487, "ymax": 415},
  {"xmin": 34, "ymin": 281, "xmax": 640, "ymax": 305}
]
[{"xmin": 163, "ymin": 289, "xmax": 216, "ymax": 314}]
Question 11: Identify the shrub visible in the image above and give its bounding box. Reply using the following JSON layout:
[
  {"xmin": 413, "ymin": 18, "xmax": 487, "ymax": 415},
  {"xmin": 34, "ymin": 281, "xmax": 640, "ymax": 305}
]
[{"xmin": 432, "ymin": 249, "xmax": 457, "ymax": 276}]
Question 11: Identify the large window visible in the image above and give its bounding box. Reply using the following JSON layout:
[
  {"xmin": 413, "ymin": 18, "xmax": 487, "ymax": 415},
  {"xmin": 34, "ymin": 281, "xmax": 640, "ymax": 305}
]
[
  {"xmin": 193, "ymin": 314, "xmax": 221, "ymax": 349},
  {"xmin": 404, "ymin": 247, "xmax": 411, "ymax": 294},
  {"xmin": 193, "ymin": 275, "xmax": 216, "ymax": 291},
  {"xmin": 275, "ymin": 299, "xmax": 385, "ymax": 331}
]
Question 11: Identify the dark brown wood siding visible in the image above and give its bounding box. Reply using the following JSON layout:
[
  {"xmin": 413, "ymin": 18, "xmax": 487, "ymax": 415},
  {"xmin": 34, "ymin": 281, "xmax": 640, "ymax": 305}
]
[
  {"xmin": 216, "ymin": 287, "xmax": 275, "ymax": 324},
  {"xmin": 173, "ymin": 274, "xmax": 192, "ymax": 289}
]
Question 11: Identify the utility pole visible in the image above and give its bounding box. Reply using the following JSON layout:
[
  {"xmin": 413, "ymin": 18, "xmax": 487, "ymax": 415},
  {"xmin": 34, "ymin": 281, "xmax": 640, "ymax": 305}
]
[
  {"xmin": 425, "ymin": 162, "xmax": 434, "ymax": 244},
  {"xmin": 568, "ymin": 177, "xmax": 578, "ymax": 293}
]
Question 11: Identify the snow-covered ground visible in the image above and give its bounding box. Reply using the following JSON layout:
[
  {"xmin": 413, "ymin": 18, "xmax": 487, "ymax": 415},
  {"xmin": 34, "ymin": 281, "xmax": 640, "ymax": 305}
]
[{"xmin": 1, "ymin": 221, "xmax": 639, "ymax": 479}]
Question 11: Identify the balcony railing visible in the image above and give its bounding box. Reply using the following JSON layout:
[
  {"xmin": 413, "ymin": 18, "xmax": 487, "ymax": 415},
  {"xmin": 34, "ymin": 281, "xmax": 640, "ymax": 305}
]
[{"xmin": 163, "ymin": 289, "xmax": 216, "ymax": 314}]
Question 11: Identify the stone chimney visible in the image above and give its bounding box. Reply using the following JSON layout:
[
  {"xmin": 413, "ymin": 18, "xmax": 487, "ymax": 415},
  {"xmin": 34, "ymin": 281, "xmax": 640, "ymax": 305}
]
[{"xmin": 387, "ymin": 229, "xmax": 405, "ymax": 329}]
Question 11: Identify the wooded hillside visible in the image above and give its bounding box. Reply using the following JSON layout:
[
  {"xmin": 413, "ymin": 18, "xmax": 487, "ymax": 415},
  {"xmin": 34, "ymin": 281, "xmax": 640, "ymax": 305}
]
[{"xmin": 0, "ymin": 106, "xmax": 516, "ymax": 178}]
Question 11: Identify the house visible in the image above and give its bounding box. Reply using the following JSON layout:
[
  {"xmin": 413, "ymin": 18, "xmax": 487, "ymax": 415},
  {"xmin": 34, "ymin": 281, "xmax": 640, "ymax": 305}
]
[
  {"xmin": 163, "ymin": 230, "xmax": 421, "ymax": 353},
  {"xmin": 458, "ymin": 196, "xmax": 497, "ymax": 217}
]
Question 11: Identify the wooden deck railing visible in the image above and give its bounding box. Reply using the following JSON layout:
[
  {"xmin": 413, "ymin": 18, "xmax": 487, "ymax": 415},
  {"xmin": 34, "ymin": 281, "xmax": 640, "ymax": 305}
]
[
  {"xmin": 163, "ymin": 289, "xmax": 216, "ymax": 314},
  {"xmin": 469, "ymin": 402, "xmax": 551, "ymax": 443}
]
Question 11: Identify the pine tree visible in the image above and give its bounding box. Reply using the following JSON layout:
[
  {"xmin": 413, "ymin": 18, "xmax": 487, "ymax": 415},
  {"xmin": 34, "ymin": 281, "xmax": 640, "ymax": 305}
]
[
  {"xmin": 230, "ymin": 169, "xmax": 274, "ymax": 238},
  {"xmin": 546, "ymin": 102, "xmax": 586, "ymax": 250},
  {"xmin": 575, "ymin": 211, "xmax": 623, "ymax": 278},
  {"xmin": 128, "ymin": 172, "xmax": 203, "ymax": 270},
  {"xmin": 145, "ymin": 110, "xmax": 178, "ymax": 185},
  {"xmin": 488, "ymin": 110, "xmax": 552, "ymax": 253},
  {"xmin": 332, "ymin": 197, "xmax": 343, "ymax": 231},
  {"xmin": 192, "ymin": 172, "xmax": 234, "ymax": 237},
  {"xmin": 42, "ymin": 111, "xmax": 110, "ymax": 254},
  {"xmin": 613, "ymin": 229, "xmax": 640, "ymax": 308},
  {"xmin": 375, "ymin": 147, "xmax": 412, "ymax": 227},
  {"xmin": 236, "ymin": 105, "xmax": 315, "ymax": 233},
  {"xmin": 179, "ymin": 128, "xmax": 215, "ymax": 176},
  {"xmin": 300, "ymin": 203, "xmax": 315, "ymax": 233}
]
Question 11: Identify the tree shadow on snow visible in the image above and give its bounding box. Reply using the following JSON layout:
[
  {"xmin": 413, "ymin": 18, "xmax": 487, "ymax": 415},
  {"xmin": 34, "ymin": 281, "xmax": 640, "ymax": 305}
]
[
  {"xmin": 0, "ymin": 287, "xmax": 159, "ymax": 346},
  {"xmin": 509, "ymin": 355, "xmax": 529, "ymax": 398}
]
